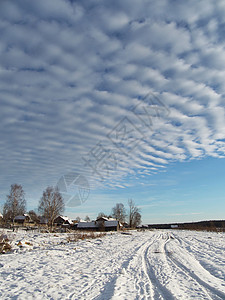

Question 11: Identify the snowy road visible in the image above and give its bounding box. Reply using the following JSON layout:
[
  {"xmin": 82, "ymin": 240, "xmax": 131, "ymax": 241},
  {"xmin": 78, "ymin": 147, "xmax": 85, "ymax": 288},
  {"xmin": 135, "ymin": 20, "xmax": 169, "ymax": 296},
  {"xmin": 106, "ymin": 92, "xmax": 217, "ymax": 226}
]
[{"xmin": 0, "ymin": 230, "xmax": 225, "ymax": 299}]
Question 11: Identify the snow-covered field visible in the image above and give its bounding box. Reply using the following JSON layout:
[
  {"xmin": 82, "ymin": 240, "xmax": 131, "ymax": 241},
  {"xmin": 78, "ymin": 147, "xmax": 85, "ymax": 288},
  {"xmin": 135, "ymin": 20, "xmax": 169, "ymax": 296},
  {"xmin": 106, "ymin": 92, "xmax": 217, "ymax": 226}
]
[{"xmin": 0, "ymin": 229, "xmax": 225, "ymax": 299}]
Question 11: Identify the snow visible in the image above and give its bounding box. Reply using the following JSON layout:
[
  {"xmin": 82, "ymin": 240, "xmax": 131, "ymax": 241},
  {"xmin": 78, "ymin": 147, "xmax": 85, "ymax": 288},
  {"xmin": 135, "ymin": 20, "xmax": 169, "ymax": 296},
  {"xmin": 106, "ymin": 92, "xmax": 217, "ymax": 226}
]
[{"xmin": 0, "ymin": 229, "xmax": 225, "ymax": 299}]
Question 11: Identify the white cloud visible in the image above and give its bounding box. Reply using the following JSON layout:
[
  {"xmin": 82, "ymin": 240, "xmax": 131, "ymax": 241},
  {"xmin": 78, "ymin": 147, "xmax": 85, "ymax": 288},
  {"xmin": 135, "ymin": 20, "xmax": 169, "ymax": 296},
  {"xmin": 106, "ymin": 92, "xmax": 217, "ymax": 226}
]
[{"xmin": 0, "ymin": 0, "xmax": 225, "ymax": 204}]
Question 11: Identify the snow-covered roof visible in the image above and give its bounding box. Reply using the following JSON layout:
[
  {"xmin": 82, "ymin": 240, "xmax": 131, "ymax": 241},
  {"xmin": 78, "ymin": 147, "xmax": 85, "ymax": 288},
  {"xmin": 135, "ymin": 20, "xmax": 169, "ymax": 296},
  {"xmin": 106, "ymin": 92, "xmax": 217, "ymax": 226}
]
[
  {"xmin": 56, "ymin": 216, "xmax": 73, "ymax": 224},
  {"xmin": 14, "ymin": 215, "xmax": 26, "ymax": 220},
  {"xmin": 77, "ymin": 221, "xmax": 97, "ymax": 228},
  {"xmin": 105, "ymin": 220, "xmax": 119, "ymax": 227},
  {"xmin": 77, "ymin": 219, "xmax": 120, "ymax": 229},
  {"xmin": 96, "ymin": 216, "xmax": 109, "ymax": 221},
  {"xmin": 14, "ymin": 214, "xmax": 31, "ymax": 221}
]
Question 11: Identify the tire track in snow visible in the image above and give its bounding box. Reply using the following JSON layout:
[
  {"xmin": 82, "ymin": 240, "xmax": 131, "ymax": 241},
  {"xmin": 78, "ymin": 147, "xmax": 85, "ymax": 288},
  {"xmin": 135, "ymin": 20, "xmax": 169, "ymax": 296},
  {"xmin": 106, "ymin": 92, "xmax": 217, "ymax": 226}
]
[
  {"xmin": 145, "ymin": 232, "xmax": 202, "ymax": 300},
  {"xmin": 110, "ymin": 233, "xmax": 157, "ymax": 300},
  {"xmin": 164, "ymin": 234, "xmax": 225, "ymax": 300},
  {"xmin": 144, "ymin": 232, "xmax": 218, "ymax": 299},
  {"xmin": 73, "ymin": 233, "xmax": 156, "ymax": 300},
  {"xmin": 173, "ymin": 233, "xmax": 225, "ymax": 281},
  {"xmin": 143, "ymin": 235, "xmax": 175, "ymax": 300},
  {"xmin": 179, "ymin": 234, "xmax": 225, "ymax": 261},
  {"xmin": 111, "ymin": 232, "xmax": 175, "ymax": 300},
  {"xmin": 133, "ymin": 232, "xmax": 164, "ymax": 299},
  {"xmin": 163, "ymin": 235, "xmax": 213, "ymax": 300},
  {"xmin": 185, "ymin": 235, "xmax": 225, "ymax": 256},
  {"xmin": 67, "ymin": 231, "xmax": 225, "ymax": 300}
]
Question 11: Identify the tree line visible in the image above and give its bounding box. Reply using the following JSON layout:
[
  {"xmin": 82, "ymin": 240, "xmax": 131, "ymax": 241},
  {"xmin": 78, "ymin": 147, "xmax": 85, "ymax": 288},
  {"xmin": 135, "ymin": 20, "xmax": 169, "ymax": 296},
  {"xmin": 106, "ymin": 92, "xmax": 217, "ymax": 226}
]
[
  {"xmin": 1, "ymin": 184, "xmax": 141, "ymax": 228},
  {"xmin": 2, "ymin": 184, "xmax": 64, "ymax": 229},
  {"xmin": 97, "ymin": 200, "xmax": 141, "ymax": 228}
]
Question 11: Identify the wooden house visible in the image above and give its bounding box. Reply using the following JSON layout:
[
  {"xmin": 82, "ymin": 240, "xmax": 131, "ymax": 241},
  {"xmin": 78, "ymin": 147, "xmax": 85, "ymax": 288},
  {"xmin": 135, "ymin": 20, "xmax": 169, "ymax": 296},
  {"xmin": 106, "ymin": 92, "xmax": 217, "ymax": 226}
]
[
  {"xmin": 14, "ymin": 214, "xmax": 31, "ymax": 224},
  {"xmin": 54, "ymin": 216, "xmax": 73, "ymax": 228},
  {"xmin": 77, "ymin": 217, "xmax": 122, "ymax": 231}
]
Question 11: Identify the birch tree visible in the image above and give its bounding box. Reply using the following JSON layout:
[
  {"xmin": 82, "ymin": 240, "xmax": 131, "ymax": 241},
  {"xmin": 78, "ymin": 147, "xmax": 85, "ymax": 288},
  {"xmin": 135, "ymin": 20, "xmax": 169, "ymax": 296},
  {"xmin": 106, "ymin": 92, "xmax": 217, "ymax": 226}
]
[
  {"xmin": 128, "ymin": 199, "xmax": 141, "ymax": 228},
  {"xmin": 3, "ymin": 184, "xmax": 26, "ymax": 222},
  {"xmin": 38, "ymin": 186, "xmax": 64, "ymax": 230}
]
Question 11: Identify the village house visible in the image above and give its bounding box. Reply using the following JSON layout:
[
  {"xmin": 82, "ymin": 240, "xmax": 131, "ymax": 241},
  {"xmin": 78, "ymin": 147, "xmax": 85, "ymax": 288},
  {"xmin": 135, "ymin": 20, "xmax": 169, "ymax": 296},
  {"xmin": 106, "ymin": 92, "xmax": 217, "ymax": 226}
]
[
  {"xmin": 14, "ymin": 214, "xmax": 31, "ymax": 225},
  {"xmin": 77, "ymin": 216, "xmax": 122, "ymax": 231},
  {"xmin": 54, "ymin": 216, "xmax": 73, "ymax": 228}
]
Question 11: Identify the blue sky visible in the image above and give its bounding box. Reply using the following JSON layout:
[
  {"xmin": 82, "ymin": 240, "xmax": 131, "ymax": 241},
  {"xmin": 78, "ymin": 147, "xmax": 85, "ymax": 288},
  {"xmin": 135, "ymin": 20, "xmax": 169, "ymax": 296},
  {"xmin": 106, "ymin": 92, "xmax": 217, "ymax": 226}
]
[{"xmin": 0, "ymin": 0, "xmax": 225, "ymax": 224}]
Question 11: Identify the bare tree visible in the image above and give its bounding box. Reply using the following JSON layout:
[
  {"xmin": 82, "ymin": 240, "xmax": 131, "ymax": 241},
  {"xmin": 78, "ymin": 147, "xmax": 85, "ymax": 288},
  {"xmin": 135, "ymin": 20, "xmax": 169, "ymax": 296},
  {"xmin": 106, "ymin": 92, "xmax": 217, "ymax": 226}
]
[
  {"xmin": 76, "ymin": 216, "xmax": 81, "ymax": 222},
  {"xmin": 112, "ymin": 203, "xmax": 126, "ymax": 223},
  {"xmin": 128, "ymin": 199, "xmax": 141, "ymax": 228},
  {"xmin": 133, "ymin": 211, "xmax": 141, "ymax": 227},
  {"xmin": 84, "ymin": 215, "xmax": 90, "ymax": 222},
  {"xmin": 3, "ymin": 184, "xmax": 26, "ymax": 222},
  {"xmin": 38, "ymin": 186, "xmax": 64, "ymax": 230},
  {"xmin": 97, "ymin": 212, "xmax": 108, "ymax": 219},
  {"xmin": 28, "ymin": 210, "xmax": 40, "ymax": 224}
]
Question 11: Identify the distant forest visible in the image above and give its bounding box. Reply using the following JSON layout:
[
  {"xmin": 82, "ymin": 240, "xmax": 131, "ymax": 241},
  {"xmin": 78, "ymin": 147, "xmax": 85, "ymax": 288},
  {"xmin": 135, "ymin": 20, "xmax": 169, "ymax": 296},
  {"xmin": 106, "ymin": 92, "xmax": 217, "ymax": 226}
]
[{"xmin": 148, "ymin": 220, "xmax": 225, "ymax": 231}]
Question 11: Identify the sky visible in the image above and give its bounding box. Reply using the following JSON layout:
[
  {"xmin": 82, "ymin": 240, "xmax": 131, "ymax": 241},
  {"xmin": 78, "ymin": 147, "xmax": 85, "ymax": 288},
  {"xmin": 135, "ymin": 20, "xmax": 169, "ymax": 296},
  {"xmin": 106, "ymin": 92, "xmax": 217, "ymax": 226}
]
[{"xmin": 0, "ymin": 0, "xmax": 225, "ymax": 224}]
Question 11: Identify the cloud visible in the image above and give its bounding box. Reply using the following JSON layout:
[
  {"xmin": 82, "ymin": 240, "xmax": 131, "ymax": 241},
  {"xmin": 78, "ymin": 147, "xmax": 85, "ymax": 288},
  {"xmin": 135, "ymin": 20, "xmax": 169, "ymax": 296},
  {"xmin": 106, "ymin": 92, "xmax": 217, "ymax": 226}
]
[{"xmin": 0, "ymin": 0, "xmax": 225, "ymax": 205}]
